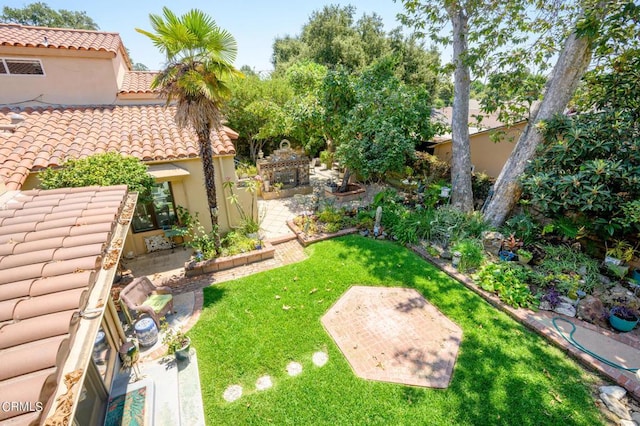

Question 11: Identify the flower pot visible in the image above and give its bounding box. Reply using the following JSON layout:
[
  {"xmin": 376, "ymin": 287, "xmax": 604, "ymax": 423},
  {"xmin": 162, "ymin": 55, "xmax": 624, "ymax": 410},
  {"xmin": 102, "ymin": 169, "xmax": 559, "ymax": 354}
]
[
  {"xmin": 606, "ymin": 263, "xmax": 629, "ymax": 279},
  {"xmin": 174, "ymin": 337, "xmax": 191, "ymax": 362},
  {"xmin": 609, "ymin": 306, "xmax": 639, "ymax": 332},
  {"xmin": 499, "ymin": 250, "xmax": 516, "ymax": 261},
  {"xmin": 632, "ymin": 268, "xmax": 640, "ymax": 284},
  {"xmin": 517, "ymin": 252, "xmax": 532, "ymax": 265}
]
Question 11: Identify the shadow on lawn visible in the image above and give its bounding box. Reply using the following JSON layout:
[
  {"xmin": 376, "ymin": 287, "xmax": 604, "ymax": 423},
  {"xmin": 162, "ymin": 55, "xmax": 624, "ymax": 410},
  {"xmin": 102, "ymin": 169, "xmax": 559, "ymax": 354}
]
[
  {"xmin": 202, "ymin": 285, "xmax": 226, "ymax": 308},
  {"xmin": 326, "ymin": 235, "xmax": 601, "ymax": 425}
]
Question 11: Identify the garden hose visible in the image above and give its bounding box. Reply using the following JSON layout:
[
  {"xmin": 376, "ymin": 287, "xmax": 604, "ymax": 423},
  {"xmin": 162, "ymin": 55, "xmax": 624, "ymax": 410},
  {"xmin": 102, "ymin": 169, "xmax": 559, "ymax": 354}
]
[{"xmin": 552, "ymin": 317, "xmax": 640, "ymax": 380}]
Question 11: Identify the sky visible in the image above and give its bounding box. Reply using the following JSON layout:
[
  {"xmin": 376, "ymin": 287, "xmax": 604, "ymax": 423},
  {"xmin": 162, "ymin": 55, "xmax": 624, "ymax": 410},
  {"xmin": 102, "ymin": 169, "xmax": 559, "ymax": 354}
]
[{"xmin": 3, "ymin": 0, "xmax": 411, "ymax": 73}]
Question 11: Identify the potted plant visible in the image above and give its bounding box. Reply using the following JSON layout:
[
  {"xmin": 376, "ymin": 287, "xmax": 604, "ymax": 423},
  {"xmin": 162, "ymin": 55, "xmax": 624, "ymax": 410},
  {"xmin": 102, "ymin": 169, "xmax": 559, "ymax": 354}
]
[
  {"xmin": 608, "ymin": 305, "xmax": 639, "ymax": 332},
  {"xmin": 162, "ymin": 324, "xmax": 191, "ymax": 361},
  {"xmin": 516, "ymin": 248, "xmax": 533, "ymax": 265}
]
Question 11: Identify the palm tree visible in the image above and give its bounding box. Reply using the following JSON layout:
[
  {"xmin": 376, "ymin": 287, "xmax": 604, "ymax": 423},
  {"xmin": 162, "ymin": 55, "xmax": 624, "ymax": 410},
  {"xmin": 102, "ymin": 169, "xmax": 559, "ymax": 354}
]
[{"xmin": 137, "ymin": 7, "xmax": 242, "ymax": 249}]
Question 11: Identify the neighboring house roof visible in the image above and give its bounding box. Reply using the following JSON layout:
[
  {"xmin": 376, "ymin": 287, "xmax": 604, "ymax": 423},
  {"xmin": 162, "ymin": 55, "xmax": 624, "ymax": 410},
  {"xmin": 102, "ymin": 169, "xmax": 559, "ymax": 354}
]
[
  {"xmin": 0, "ymin": 185, "xmax": 131, "ymax": 424},
  {"xmin": 0, "ymin": 105, "xmax": 238, "ymax": 190},
  {"xmin": 119, "ymin": 71, "xmax": 159, "ymax": 94},
  {"xmin": 0, "ymin": 23, "xmax": 124, "ymax": 56}
]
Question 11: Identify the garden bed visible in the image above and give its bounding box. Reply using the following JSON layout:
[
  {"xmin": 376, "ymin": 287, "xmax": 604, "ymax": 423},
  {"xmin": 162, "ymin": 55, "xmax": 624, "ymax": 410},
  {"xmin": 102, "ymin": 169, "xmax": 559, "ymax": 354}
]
[{"xmin": 184, "ymin": 242, "xmax": 275, "ymax": 277}]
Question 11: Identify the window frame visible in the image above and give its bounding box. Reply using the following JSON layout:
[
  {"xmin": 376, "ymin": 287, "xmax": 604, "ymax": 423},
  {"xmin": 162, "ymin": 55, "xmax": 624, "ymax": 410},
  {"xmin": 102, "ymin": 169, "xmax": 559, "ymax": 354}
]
[
  {"xmin": 0, "ymin": 57, "xmax": 45, "ymax": 76},
  {"xmin": 131, "ymin": 181, "xmax": 179, "ymax": 233}
]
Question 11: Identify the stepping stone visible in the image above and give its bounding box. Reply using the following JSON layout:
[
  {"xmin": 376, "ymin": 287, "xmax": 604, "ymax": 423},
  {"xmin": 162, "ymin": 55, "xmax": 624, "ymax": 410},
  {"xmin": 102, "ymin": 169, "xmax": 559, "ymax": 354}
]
[
  {"xmin": 223, "ymin": 385, "xmax": 242, "ymax": 402},
  {"xmin": 312, "ymin": 351, "xmax": 329, "ymax": 367},
  {"xmin": 256, "ymin": 375, "xmax": 273, "ymax": 391},
  {"xmin": 286, "ymin": 361, "xmax": 303, "ymax": 376}
]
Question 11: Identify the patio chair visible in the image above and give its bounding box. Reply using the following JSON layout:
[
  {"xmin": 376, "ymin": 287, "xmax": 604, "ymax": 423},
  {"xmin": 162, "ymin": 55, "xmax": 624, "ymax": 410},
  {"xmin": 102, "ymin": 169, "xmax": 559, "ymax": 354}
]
[{"xmin": 119, "ymin": 276, "xmax": 174, "ymax": 327}]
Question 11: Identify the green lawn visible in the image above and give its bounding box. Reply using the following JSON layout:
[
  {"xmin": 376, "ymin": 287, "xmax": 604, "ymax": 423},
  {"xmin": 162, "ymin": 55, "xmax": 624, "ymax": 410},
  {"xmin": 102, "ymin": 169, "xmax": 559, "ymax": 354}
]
[{"xmin": 190, "ymin": 235, "xmax": 604, "ymax": 425}]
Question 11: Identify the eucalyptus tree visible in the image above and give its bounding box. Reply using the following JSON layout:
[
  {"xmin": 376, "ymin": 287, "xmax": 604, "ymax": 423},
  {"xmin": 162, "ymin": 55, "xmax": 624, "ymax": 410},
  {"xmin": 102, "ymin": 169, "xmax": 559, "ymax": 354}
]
[
  {"xmin": 137, "ymin": 7, "xmax": 242, "ymax": 247},
  {"xmin": 482, "ymin": 0, "xmax": 638, "ymax": 226},
  {"xmin": 399, "ymin": 0, "xmax": 577, "ymax": 213}
]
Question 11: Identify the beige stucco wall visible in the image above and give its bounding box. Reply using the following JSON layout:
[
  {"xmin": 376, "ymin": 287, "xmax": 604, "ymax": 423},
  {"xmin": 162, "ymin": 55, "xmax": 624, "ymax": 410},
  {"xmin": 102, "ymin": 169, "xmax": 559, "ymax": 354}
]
[
  {"xmin": 24, "ymin": 155, "xmax": 254, "ymax": 256},
  {"xmin": 433, "ymin": 121, "xmax": 527, "ymax": 178},
  {"xmin": 0, "ymin": 48, "xmax": 120, "ymax": 106}
]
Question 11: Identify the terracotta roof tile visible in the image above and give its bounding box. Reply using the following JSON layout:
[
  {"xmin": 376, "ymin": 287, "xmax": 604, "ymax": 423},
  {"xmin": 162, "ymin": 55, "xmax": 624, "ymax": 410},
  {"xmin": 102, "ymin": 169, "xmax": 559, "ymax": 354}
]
[
  {"xmin": 0, "ymin": 185, "xmax": 129, "ymax": 424},
  {"xmin": 119, "ymin": 71, "xmax": 159, "ymax": 93},
  {"xmin": 0, "ymin": 106, "xmax": 238, "ymax": 189},
  {"xmin": 0, "ymin": 23, "xmax": 123, "ymax": 55},
  {"xmin": 0, "ymin": 367, "xmax": 57, "ymax": 422},
  {"xmin": 0, "ymin": 335, "xmax": 68, "ymax": 381}
]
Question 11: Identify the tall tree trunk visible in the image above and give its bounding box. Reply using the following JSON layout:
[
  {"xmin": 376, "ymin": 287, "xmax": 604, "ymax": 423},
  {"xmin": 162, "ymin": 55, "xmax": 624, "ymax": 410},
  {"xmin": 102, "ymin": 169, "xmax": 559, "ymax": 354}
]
[
  {"xmin": 483, "ymin": 26, "xmax": 594, "ymax": 227},
  {"xmin": 197, "ymin": 126, "xmax": 222, "ymax": 249},
  {"xmin": 447, "ymin": 6, "xmax": 474, "ymax": 212}
]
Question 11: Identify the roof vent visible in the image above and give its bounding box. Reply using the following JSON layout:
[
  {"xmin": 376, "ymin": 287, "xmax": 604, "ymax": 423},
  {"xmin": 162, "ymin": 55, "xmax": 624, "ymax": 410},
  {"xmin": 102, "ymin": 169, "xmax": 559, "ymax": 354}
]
[{"xmin": 10, "ymin": 113, "xmax": 25, "ymax": 125}]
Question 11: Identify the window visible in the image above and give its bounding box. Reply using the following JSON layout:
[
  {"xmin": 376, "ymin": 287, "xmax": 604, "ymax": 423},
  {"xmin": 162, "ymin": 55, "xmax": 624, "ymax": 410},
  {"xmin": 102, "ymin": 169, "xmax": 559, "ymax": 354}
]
[
  {"xmin": 0, "ymin": 58, "xmax": 44, "ymax": 75},
  {"xmin": 132, "ymin": 181, "xmax": 178, "ymax": 233}
]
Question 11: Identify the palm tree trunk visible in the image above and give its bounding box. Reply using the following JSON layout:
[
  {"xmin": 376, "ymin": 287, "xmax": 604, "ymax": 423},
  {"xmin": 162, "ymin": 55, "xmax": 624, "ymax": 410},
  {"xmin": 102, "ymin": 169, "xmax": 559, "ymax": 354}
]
[{"xmin": 197, "ymin": 126, "xmax": 221, "ymax": 249}]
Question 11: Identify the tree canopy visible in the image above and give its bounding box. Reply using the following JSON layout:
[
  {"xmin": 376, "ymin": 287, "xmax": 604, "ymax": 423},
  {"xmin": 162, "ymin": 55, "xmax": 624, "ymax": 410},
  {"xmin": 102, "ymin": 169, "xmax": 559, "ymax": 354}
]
[
  {"xmin": 272, "ymin": 4, "xmax": 447, "ymax": 97},
  {"xmin": 1, "ymin": 2, "xmax": 98, "ymax": 29},
  {"xmin": 330, "ymin": 57, "xmax": 439, "ymax": 182}
]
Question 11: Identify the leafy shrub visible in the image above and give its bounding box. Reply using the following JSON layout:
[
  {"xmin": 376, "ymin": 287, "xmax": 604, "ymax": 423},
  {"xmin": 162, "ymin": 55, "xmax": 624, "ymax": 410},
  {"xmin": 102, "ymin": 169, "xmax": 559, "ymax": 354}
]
[
  {"xmin": 324, "ymin": 222, "xmax": 342, "ymax": 233},
  {"xmin": 522, "ymin": 110, "xmax": 640, "ymax": 239},
  {"xmin": 502, "ymin": 213, "xmax": 540, "ymax": 246},
  {"xmin": 471, "ymin": 172, "xmax": 494, "ymax": 201},
  {"xmin": 452, "ymin": 238, "xmax": 485, "ymax": 272},
  {"xmin": 220, "ymin": 231, "xmax": 259, "ymax": 256},
  {"xmin": 427, "ymin": 206, "xmax": 474, "ymax": 244},
  {"xmin": 39, "ymin": 152, "xmax": 155, "ymax": 202},
  {"xmin": 318, "ymin": 206, "xmax": 343, "ymax": 225},
  {"xmin": 411, "ymin": 151, "xmax": 450, "ymax": 182},
  {"xmin": 356, "ymin": 211, "xmax": 374, "ymax": 229},
  {"xmin": 319, "ymin": 150, "xmax": 334, "ymax": 169},
  {"xmin": 474, "ymin": 263, "xmax": 536, "ymax": 308},
  {"xmin": 541, "ymin": 216, "xmax": 587, "ymax": 241},
  {"xmin": 460, "ymin": 211, "xmax": 492, "ymax": 239},
  {"xmin": 188, "ymin": 222, "xmax": 219, "ymax": 260},
  {"xmin": 392, "ymin": 210, "xmax": 421, "ymax": 244},
  {"xmin": 236, "ymin": 162, "xmax": 258, "ymax": 177},
  {"xmin": 537, "ymin": 244, "xmax": 600, "ymax": 294}
]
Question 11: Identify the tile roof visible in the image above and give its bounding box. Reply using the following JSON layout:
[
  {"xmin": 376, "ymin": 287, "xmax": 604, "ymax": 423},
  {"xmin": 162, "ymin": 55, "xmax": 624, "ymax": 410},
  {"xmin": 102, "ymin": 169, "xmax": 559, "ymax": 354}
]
[
  {"xmin": 119, "ymin": 71, "xmax": 159, "ymax": 94},
  {"xmin": 0, "ymin": 23, "xmax": 123, "ymax": 55},
  {"xmin": 0, "ymin": 185, "xmax": 130, "ymax": 424},
  {"xmin": 0, "ymin": 105, "xmax": 238, "ymax": 190}
]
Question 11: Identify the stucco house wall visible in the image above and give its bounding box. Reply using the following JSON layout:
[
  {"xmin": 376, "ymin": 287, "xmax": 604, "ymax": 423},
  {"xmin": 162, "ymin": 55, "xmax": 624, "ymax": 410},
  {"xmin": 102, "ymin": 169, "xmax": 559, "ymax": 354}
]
[{"xmin": 433, "ymin": 121, "xmax": 527, "ymax": 178}]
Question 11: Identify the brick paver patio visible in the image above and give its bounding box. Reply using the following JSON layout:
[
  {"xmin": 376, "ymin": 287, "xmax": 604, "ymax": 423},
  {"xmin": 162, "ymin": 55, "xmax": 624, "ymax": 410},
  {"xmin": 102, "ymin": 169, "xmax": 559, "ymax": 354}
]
[{"xmin": 322, "ymin": 286, "xmax": 462, "ymax": 388}]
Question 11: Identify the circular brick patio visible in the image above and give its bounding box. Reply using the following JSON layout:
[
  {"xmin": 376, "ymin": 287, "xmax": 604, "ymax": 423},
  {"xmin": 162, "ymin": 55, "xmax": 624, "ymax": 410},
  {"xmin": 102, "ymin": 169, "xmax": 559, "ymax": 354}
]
[{"xmin": 321, "ymin": 286, "xmax": 462, "ymax": 388}]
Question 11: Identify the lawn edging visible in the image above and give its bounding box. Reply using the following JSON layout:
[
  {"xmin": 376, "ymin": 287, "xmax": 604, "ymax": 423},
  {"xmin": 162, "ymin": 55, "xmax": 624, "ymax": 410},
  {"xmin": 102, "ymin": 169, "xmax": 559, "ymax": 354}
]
[
  {"xmin": 410, "ymin": 243, "xmax": 640, "ymax": 401},
  {"xmin": 185, "ymin": 242, "xmax": 276, "ymax": 277},
  {"xmin": 286, "ymin": 220, "xmax": 358, "ymax": 246}
]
